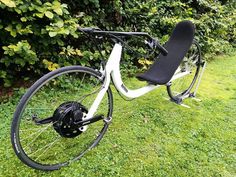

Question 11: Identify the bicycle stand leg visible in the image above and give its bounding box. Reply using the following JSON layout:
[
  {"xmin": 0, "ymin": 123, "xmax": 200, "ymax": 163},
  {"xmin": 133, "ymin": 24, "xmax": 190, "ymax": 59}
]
[
  {"xmin": 163, "ymin": 97, "xmax": 191, "ymax": 108},
  {"xmin": 164, "ymin": 60, "xmax": 206, "ymax": 108},
  {"xmin": 192, "ymin": 97, "xmax": 202, "ymax": 102},
  {"xmin": 179, "ymin": 103, "xmax": 191, "ymax": 108},
  {"xmin": 192, "ymin": 61, "xmax": 207, "ymax": 97},
  {"xmin": 189, "ymin": 93, "xmax": 202, "ymax": 102},
  {"xmin": 174, "ymin": 97, "xmax": 191, "ymax": 108}
]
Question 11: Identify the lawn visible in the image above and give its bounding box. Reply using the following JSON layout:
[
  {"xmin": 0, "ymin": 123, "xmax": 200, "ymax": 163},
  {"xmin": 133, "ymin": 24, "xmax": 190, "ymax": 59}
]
[{"xmin": 0, "ymin": 54, "xmax": 235, "ymax": 177}]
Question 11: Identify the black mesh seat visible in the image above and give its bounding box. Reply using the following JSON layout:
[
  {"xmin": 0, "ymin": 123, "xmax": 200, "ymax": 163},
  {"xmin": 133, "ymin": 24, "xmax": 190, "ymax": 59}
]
[{"xmin": 136, "ymin": 20, "xmax": 195, "ymax": 85}]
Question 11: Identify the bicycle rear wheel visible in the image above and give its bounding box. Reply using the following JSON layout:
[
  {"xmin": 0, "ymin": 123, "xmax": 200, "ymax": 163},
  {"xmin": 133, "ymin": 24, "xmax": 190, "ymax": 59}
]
[
  {"xmin": 11, "ymin": 66, "xmax": 113, "ymax": 171},
  {"xmin": 167, "ymin": 40, "xmax": 202, "ymax": 103}
]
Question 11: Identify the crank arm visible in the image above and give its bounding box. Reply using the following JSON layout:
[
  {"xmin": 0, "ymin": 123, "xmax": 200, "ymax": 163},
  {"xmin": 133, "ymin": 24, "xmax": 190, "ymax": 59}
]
[
  {"xmin": 75, "ymin": 115, "xmax": 104, "ymax": 127},
  {"xmin": 32, "ymin": 116, "xmax": 53, "ymax": 125}
]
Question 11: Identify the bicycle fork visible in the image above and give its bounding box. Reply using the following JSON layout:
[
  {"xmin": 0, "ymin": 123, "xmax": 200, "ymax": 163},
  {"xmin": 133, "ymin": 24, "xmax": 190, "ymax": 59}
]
[
  {"xmin": 191, "ymin": 61, "xmax": 207, "ymax": 98},
  {"xmin": 176, "ymin": 61, "xmax": 207, "ymax": 107},
  {"xmin": 85, "ymin": 44, "xmax": 122, "ymax": 121}
]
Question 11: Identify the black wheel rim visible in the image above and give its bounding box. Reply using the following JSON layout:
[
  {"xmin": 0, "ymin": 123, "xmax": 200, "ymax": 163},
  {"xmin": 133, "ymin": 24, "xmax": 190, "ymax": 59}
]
[
  {"xmin": 167, "ymin": 41, "xmax": 201, "ymax": 101},
  {"xmin": 11, "ymin": 66, "xmax": 113, "ymax": 170}
]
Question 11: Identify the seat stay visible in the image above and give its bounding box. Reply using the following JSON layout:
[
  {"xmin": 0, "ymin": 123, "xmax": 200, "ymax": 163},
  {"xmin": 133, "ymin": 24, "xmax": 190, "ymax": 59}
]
[
  {"xmin": 169, "ymin": 70, "xmax": 190, "ymax": 82},
  {"xmin": 174, "ymin": 67, "xmax": 182, "ymax": 74}
]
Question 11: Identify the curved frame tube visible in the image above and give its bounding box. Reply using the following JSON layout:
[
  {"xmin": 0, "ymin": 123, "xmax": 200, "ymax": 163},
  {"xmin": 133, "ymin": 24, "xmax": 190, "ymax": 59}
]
[{"xmin": 86, "ymin": 43, "xmax": 189, "ymax": 119}]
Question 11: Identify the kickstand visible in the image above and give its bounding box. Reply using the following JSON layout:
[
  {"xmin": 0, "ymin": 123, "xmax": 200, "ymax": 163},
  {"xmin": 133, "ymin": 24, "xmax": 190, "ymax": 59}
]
[
  {"xmin": 192, "ymin": 61, "xmax": 207, "ymax": 97},
  {"xmin": 179, "ymin": 103, "xmax": 190, "ymax": 108},
  {"xmin": 175, "ymin": 98, "xmax": 191, "ymax": 108},
  {"xmin": 164, "ymin": 97, "xmax": 191, "ymax": 108},
  {"xmin": 189, "ymin": 93, "xmax": 201, "ymax": 102}
]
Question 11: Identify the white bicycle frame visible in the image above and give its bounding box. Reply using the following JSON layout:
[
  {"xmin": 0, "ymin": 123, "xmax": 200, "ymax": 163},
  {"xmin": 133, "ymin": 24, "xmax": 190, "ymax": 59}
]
[{"xmin": 85, "ymin": 43, "xmax": 191, "ymax": 120}]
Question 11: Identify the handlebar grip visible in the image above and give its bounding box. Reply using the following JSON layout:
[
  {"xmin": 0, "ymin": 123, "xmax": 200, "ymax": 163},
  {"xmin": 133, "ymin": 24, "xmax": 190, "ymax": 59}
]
[
  {"xmin": 78, "ymin": 27, "xmax": 92, "ymax": 32},
  {"xmin": 156, "ymin": 42, "xmax": 168, "ymax": 56},
  {"xmin": 78, "ymin": 27, "xmax": 100, "ymax": 33}
]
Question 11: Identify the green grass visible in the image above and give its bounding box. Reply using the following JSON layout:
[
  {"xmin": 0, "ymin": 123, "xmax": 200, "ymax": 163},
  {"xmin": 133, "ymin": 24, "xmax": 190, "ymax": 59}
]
[{"xmin": 1, "ymin": 54, "xmax": 236, "ymax": 177}]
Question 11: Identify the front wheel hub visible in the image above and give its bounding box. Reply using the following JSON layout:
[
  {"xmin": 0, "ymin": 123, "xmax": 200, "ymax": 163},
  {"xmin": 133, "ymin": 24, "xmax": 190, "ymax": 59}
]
[{"xmin": 52, "ymin": 101, "xmax": 88, "ymax": 138}]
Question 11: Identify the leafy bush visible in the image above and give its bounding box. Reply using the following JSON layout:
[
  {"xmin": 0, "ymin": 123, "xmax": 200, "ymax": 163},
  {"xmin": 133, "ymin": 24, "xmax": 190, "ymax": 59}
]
[
  {"xmin": 75, "ymin": 0, "xmax": 235, "ymax": 55},
  {"xmin": 0, "ymin": 0, "xmax": 78, "ymax": 87},
  {"xmin": 0, "ymin": 0, "xmax": 235, "ymax": 87}
]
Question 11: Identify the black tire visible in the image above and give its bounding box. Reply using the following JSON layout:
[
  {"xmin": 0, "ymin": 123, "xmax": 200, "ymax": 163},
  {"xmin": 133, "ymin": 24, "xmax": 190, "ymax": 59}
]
[
  {"xmin": 167, "ymin": 40, "xmax": 202, "ymax": 103},
  {"xmin": 11, "ymin": 66, "xmax": 113, "ymax": 171}
]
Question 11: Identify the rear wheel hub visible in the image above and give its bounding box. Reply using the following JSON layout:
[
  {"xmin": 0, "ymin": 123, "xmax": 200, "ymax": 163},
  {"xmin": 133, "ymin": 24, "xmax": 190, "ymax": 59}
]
[{"xmin": 52, "ymin": 101, "xmax": 88, "ymax": 138}]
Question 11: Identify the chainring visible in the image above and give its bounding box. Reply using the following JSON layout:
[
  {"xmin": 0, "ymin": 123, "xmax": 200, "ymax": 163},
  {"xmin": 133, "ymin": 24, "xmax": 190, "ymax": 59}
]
[{"xmin": 52, "ymin": 101, "xmax": 88, "ymax": 138}]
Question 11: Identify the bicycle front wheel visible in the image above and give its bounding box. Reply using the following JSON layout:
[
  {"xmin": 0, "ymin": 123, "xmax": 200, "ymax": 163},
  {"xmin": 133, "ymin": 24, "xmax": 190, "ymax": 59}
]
[
  {"xmin": 11, "ymin": 66, "xmax": 113, "ymax": 171},
  {"xmin": 167, "ymin": 40, "xmax": 202, "ymax": 103}
]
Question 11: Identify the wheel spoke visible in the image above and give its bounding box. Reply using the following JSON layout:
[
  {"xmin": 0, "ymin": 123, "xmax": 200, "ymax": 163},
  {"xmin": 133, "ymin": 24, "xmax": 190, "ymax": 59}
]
[
  {"xmin": 12, "ymin": 66, "xmax": 113, "ymax": 170},
  {"xmin": 78, "ymin": 85, "xmax": 102, "ymax": 103},
  {"xmin": 33, "ymin": 137, "xmax": 61, "ymax": 161},
  {"xmin": 21, "ymin": 123, "xmax": 53, "ymax": 142}
]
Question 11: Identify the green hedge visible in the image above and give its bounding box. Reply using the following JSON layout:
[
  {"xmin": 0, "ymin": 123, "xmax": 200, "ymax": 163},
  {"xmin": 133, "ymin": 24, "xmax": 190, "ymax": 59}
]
[{"xmin": 0, "ymin": 0, "xmax": 235, "ymax": 87}]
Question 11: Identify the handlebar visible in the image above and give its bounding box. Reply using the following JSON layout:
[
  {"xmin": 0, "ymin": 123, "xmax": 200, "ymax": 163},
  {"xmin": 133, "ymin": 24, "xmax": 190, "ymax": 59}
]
[
  {"xmin": 155, "ymin": 41, "xmax": 168, "ymax": 56},
  {"xmin": 78, "ymin": 27, "xmax": 168, "ymax": 56}
]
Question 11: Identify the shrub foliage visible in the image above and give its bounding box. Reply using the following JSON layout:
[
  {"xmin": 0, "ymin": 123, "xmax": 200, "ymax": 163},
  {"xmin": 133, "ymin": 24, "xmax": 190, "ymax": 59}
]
[{"xmin": 0, "ymin": 0, "xmax": 235, "ymax": 87}]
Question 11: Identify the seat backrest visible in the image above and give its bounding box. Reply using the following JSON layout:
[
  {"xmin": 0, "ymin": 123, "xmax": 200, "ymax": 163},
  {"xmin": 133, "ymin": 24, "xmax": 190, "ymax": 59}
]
[
  {"xmin": 156, "ymin": 20, "xmax": 195, "ymax": 83},
  {"xmin": 136, "ymin": 21, "xmax": 195, "ymax": 85},
  {"xmin": 164, "ymin": 20, "xmax": 195, "ymax": 56},
  {"xmin": 155, "ymin": 21, "xmax": 195, "ymax": 84}
]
